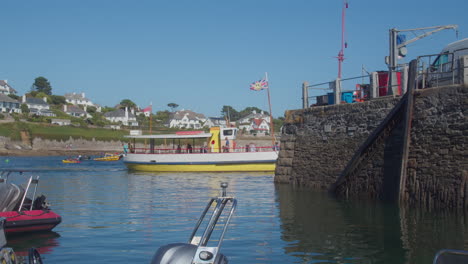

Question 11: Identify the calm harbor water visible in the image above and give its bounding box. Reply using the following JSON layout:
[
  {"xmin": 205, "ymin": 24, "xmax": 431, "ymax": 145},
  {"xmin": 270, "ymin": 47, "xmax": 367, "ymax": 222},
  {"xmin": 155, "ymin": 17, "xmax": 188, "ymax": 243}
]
[{"xmin": 2, "ymin": 156, "xmax": 467, "ymax": 263}]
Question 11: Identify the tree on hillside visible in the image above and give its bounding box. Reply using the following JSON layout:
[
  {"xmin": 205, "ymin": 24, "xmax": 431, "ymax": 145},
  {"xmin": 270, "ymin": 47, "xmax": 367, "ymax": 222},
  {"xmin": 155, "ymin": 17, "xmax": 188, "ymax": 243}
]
[
  {"xmin": 119, "ymin": 99, "xmax": 137, "ymax": 109},
  {"xmin": 154, "ymin": 110, "xmax": 171, "ymax": 124},
  {"xmin": 7, "ymin": 94, "xmax": 20, "ymax": 101},
  {"xmin": 21, "ymin": 104, "xmax": 29, "ymax": 114},
  {"xmin": 50, "ymin": 95, "xmax": 66, "ymax": 105},
  {"xmin": 221, "ymin": 105, "xmax": 240, "ymax": 121},
  {"xmin": 167, "ymin": 103, "xmax": 179, "ymax": 112},
  {"xmin": 239, "ymin": 106, "xmax": 266, "ymax": 117},
  {"xmin": 32, "ymin": 77, "xmax": 52, "ymax": 95}
]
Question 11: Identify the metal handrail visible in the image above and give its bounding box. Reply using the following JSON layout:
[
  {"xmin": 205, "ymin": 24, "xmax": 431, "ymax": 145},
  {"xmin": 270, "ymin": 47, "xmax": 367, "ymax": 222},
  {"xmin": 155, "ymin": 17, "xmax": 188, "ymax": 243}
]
[
  {"xmin": 188, "ymin": 183, "xmax": 237, "ymax": 251},
  {"xmin": 433, "ymin": 249, "xmax": 468, "ymax": 264}
]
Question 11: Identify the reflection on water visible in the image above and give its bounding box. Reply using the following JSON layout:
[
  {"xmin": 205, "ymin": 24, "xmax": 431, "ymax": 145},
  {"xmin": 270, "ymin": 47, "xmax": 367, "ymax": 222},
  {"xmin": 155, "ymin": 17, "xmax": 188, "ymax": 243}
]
[
  {"xmin": 275, "ymin": 184, "xmax": 468, "ymax": 264},
  {"xmin": 2, "ymin": 156, "xmax": 468, "ymax": 263},
  {"xmin": 7, "ymin": 232, "xmax": 60, "ymax": 257}
]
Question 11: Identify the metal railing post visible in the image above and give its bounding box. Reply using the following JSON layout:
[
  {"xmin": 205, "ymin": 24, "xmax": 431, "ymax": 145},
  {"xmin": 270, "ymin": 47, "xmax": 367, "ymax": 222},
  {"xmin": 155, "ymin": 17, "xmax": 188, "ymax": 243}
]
[{"xmin": 302, "ymin": 82, "xmax": 309, "ymax": 109}]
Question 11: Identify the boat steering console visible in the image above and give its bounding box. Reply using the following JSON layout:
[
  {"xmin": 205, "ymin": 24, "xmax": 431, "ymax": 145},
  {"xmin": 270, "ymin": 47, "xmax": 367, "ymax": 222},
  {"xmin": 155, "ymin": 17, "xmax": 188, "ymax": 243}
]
[{"xmin": 151, "ymin": 182, "xmax": 237, "ymax": 264}]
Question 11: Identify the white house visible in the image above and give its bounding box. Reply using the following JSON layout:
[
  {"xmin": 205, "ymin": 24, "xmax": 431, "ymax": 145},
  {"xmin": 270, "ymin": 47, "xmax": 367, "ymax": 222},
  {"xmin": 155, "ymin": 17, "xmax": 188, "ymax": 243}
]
[
  {"xmin": 237, "ymin": 110, "xmax": 270, "ymax": 124},
  {"xmin": 0, "ymin": 93, "xmax": 21, "ymax": 113},
  {"xmin": 0, "ymin": 80, "xmax": 17, "ymax": 95},
  {"xmin": 168, "ymin": 109, "xmax": 206, "ymax": 129},
  {"xmin": 248, "ymin": 118, "xmax": 270, "ymax": 135},
  {"xmin": 63, "ymin": 105, "xmax": 88, "ymax": 118},
  {"xmin": 237, "ymin": 110, "xmax": 271, "ymax": 133},
  {"xmin": 104, "ymin": 107, "xmax": 138, "ymax": 127},
  {"xmin": 64, "ymin": 92, "xmax": 98, "ymax": 109},
  {"xmin": 203, "ymin": 117, "xmax": 228, "ymax": 128},
  {"xmin": 23, "ymin": 96, "xmax": 55, "ymax": 117}
]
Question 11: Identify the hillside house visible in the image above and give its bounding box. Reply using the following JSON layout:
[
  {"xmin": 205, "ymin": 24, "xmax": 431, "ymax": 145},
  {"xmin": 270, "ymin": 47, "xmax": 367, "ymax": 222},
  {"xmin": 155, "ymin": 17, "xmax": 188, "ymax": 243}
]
[
  {"xmin": 168, "ymin": 109, "xmax": 206, "ymax": 129},
  {"xmin": 22, "ymin": 96, "xmax": 55, "ymax": 117},
  {"xmin": 63, "ymin": 105, "xmax": 88, "ymax": 118},
  {"xmin": 0, "ymin": 80, "xmax": 17, "ymax": 95},
  {"xmin": 237, "ymin": 110, "xmax": 271, "ymax": 134},
  {"xmin": 0, "ymin": 93, "xmax": 21, "ymax": 113},
  {"xmin": 203, "ymin": 117, "xmax": 227, "ymax": 128},
  {"xmin": 104, "ymin": 107, "xmax": 138, "ymax": 127},
  {"xmin": 64, "ymin": 92, "xmax": 99, "ymax": 110}
]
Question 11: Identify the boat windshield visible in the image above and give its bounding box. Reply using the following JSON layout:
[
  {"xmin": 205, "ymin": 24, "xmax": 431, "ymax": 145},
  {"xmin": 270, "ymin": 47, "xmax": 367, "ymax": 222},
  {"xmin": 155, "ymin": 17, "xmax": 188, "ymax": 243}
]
[{"xmin": 0, "ymin": 184, "xmax": 24, "ymax": 212}]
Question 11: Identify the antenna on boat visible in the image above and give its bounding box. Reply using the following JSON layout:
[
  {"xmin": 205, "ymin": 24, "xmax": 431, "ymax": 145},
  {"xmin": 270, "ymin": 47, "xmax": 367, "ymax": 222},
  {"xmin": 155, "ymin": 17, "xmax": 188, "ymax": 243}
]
[{"xmin": 337, "ymin": 0, "xmax": 348, "ymax": 79}]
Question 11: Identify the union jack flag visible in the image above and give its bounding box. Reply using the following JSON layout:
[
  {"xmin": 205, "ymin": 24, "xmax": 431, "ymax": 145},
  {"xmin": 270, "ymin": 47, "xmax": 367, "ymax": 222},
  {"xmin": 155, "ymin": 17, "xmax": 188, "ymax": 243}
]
[{"xmin": 250, "ymin": 79, "xmax": 268, "ymax": 91}]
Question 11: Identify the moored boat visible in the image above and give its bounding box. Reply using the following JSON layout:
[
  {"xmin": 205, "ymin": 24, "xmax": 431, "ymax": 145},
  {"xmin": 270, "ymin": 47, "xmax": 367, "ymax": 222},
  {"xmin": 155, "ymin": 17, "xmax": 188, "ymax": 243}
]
[
  {"xmin": 123, "ymin": 127, "xmax": 278, "ymax": 172},
  {"xmin": 0, "ymin": 170, "xmax": 62, "ymax": 235},
  {"xmin": 93, "ymin": 153, "xmax": 123, "ymax": 161},
  {"xmin": 62, "ymin": 158, "xmax": 80, "ymax": 164}
]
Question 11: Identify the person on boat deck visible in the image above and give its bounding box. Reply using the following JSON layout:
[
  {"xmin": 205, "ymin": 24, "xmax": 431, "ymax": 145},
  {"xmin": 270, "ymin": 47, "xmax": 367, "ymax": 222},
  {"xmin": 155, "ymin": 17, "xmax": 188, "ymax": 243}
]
[
  {"xmin": 200, "ymin": 142, "xmax": 208, "ymax": 153},
  {"xmin": 249, "ymin": 143, "xmax": 256, "ymax": 152},
  {"xmin": 129, "ymin": 143, "xmax": 134, "ymax": 153},
  {"xmin": 123, "ymin": 143, "xmax": 129, "ymax": 154},
  {"xmin": 187, "ymin": 144, "xmax": 193, "ymax": 153},
  {"xmin": 273, "ymin": 142, "xmax": 280, "ymax": 151},
  {"xmin": 224, "ymin": 137, "xmax": 230, "ymax": 152},
  {"xmin": 176, "ymin": 145, "xmax": 181, "ymax": 153}
]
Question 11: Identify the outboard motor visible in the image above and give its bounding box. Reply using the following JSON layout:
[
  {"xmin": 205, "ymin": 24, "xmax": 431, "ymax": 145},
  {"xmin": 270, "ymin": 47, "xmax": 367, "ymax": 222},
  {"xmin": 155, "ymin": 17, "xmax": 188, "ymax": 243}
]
[{"xmin": 151, "ymin": 182, "xmax": 237, "ymax": 264}]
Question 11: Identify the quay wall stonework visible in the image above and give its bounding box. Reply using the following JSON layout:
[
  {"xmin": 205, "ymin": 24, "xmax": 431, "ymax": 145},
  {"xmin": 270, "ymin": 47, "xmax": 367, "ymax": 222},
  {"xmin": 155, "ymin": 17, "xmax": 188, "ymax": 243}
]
[
  {"xmin": 275, "ymin": 97, "xmax": 401, "ymax": 189},
  {"xmin": 275, "ymin": 85, "xmax": 468, "ymax": 208},
  {"xmin": 403, "ymin": 86, "xmax": 468, "ymax": 208}
]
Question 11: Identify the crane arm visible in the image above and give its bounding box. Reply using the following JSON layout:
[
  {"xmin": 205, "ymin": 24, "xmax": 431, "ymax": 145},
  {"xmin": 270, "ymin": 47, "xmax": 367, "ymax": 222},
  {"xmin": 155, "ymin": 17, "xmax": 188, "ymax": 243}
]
[{"xmin": 397, "ymin": 25, "xmax": 458, "ymax": 48}]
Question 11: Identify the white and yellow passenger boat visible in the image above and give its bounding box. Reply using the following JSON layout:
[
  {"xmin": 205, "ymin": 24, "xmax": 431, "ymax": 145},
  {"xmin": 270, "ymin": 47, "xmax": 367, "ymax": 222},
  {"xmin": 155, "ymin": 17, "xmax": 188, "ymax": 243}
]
[{"xmin": 123, "ymin": 127, "xmax": 278, "ymax": 172}]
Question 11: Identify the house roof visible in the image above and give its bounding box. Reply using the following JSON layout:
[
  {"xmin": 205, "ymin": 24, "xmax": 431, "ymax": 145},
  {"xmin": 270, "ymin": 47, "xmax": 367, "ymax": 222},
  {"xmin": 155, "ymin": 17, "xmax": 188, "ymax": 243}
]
[
  {"xmin": 0, "ymin": 80, "xmax": 17, "ymax": 94},
  {"xmin": 104, "ymin": 109, "xmax": 136, "ymax": 118},
  {"xmin": 0, "ymin": 93, "xmax": 19, "ymax": 103},
  {"xmin": 26, "ymin": 97, "xmax": 48, "ymax": 105},
  {"xmin": 252, "ymin": 118, "xmax": 267, "ymax": 127},
  {"xmin": 240, "ymin": 111, "xmax": 269, "ymax": 121},
  {"xmin": 171, "ymin": 110, "xmax": 206, "ymax": 120},
  {"xmin": 64, "ymin": 92, "xmax": 89, "ymax": 100},
  {"xmin": 65, "ymin": 105, "xmax": 87, "ymax": 114}
]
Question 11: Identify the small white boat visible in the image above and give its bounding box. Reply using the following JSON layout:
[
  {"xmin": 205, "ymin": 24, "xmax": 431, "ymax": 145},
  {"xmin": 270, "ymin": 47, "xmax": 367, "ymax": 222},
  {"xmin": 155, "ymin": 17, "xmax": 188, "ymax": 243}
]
[{"xmin": 123, "ymin": 127, "xmax": 278, "ymax": 172}]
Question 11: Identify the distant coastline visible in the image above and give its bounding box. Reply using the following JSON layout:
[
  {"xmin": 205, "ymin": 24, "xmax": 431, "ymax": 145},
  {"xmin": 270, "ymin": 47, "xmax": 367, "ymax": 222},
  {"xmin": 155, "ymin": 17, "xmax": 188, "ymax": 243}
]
[{"xmin": 0, "ymin": 135, "xmax": 274, "ymax": 157}]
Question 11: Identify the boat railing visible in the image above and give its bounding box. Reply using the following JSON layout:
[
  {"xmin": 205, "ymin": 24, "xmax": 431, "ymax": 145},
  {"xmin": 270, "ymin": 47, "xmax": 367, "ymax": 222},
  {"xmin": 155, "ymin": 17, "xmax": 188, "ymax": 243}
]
[
  {"xmin": 131, "ymin": 145, "xmax": 279, "ymax": 154},
  {"xmin": 433, "ymin": 249, "xmax": 468, "ymax": 264}
]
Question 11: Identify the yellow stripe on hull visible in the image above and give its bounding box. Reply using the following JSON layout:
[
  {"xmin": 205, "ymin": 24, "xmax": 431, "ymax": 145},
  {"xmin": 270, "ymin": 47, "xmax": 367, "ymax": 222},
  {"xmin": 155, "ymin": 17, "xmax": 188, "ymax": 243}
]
[{"xmin": 125, "ymin": 163, "xmax": 276, "ymax": 172}]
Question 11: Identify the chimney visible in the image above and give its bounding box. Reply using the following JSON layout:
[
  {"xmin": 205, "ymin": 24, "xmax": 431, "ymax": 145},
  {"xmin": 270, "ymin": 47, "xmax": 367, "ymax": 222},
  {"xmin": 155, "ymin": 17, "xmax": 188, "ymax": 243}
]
[
  {"xmin": 22, "ymin": 95, "xmax": 26, "ymax": 103},
  {"xmin": 43, "ymin": 97, "xmax": 47, "ymax": 103},
  {"xmin": 125, "ymin": 107, "xmax": 129, "ymax": 119},
  {"xmin": 131, "ymin": 108, "xmax": 135, "ymax": 115},
  {"xmin": 64, "ymin": 105, "xmax": 67, "ymax": 112},
  {"xmin": 81, "ymin": 92, "xmax": 85, "ymax": 98}
]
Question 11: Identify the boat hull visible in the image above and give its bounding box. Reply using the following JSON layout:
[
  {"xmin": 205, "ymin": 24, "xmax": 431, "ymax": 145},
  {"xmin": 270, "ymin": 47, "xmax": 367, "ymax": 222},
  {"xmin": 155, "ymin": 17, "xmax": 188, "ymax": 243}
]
[
  {"xmin": 0, "ymin": 210, "xmax": 62, "ymax": 235},
  {"xmin": 123, "ymin": 152, "xmax": 278, "ymax": 172}
]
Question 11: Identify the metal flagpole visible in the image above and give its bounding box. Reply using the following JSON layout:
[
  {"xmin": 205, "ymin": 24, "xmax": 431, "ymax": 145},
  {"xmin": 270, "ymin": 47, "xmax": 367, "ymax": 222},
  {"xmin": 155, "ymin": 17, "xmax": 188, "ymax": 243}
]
[{"xmin": 265, "ymin": 72, "xmax": 275, "ymax": 146}]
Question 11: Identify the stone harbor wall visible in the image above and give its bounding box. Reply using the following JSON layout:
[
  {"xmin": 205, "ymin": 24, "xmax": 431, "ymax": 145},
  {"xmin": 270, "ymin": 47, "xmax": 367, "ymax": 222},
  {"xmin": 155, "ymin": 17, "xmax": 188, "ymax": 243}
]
[
  {"xmin": 275, "ymin": 85, "xmax": 468, "ymax": 209},
  {"xmin": 403, "ymin": 86, "xmax": 468, "ymax": 208},
  {"xmin": 275, "ymin": 96, "xmax": 401, "ymax": 189}
]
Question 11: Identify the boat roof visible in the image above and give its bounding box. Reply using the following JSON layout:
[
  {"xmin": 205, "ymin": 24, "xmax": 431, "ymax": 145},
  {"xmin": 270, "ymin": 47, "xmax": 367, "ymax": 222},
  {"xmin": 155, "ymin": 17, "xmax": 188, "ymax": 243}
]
[{"xmin": 125, "ymin": 133, "xmax": 212, "ymax": 139}]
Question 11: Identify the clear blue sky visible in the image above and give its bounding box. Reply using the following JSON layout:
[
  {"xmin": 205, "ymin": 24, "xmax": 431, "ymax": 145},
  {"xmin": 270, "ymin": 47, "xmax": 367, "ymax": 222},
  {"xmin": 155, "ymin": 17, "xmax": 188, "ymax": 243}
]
[{"xmin": 1, "ymin": 0, "xmax": 467, "ymax": 118}]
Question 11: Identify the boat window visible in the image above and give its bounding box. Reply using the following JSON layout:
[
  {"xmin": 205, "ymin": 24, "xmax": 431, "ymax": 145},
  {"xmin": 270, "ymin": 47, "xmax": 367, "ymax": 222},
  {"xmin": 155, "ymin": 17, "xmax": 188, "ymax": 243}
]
[
  {"xmin": 223, "ymin": 129, "xmax": 233, "ymax": 136},
  {"xmin": 431, "ymin": 52, "xmax": 449, "ymax": 71}
]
